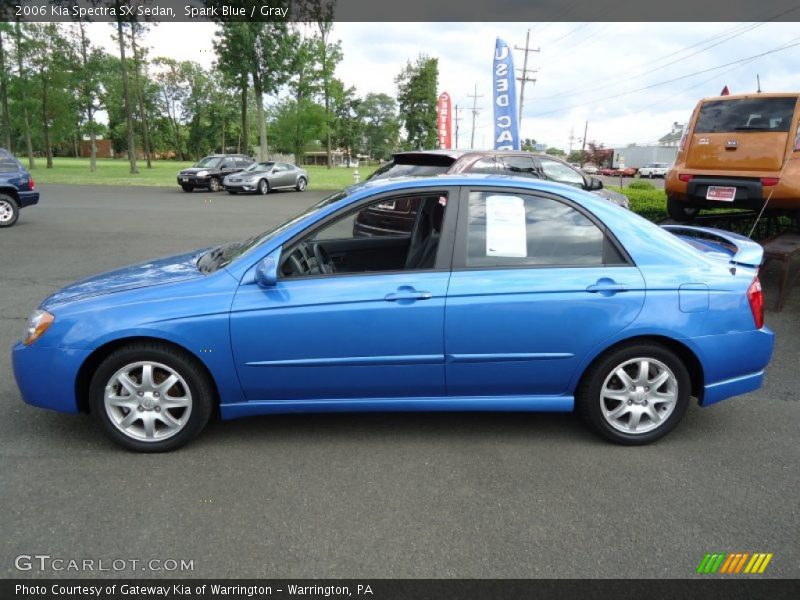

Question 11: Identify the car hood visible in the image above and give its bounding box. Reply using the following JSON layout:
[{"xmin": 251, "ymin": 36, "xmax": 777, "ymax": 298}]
[
  {"xmin": 41, "ymin": 249, "xmax": 208, "ymax": 309},
  {"xmin": 180, "ymin": 167, "xmax": 218, "ymax": 174}
]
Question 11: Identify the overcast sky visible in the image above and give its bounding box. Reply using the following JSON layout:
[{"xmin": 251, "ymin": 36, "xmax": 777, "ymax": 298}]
[{"xmin": 86, "ymin": 21, "xmax": 800, "ymax": 152}]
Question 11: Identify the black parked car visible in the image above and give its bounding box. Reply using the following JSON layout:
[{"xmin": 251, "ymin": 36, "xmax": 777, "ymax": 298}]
[{"xmin": 177, "ymin": 154, "xmax": 254, "ymax": 192}]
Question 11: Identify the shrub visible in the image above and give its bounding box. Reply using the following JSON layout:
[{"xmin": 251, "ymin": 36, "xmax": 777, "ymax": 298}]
[
  {"xmin": 609, "ymin": 186, "xmax": 667, "ymax": 222},
  {"xmin": 628, "ymin": 180, "xmax": 656, "ymax": 191}
]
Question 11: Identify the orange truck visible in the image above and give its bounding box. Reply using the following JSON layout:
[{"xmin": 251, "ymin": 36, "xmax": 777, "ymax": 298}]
[{"xmin": 665, "ymin": 93, "xmax": 800, "ymax": 221}]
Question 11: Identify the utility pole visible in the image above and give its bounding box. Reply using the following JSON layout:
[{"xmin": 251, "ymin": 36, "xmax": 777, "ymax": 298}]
[
  {"xmin": 580, "ymin": 120, "xmax": 589, "ymax": 167},
  {"xmin": 515, "ymin": 28, "xmax": 540, "ymax": 132},
  {"xmin": 568, "ymin": 126, "xmax": 575, "ymax": 154},
  {"xmin": 454, "ymin": 105, "xmax": 463, "ymax": 149},
  {"xmin": 468, "ymin": 84, "xmax": 483, "ymax": 149}
]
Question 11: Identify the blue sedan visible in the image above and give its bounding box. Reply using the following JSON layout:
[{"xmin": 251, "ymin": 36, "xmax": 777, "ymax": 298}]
[{"xmin": 12, "ymin": 175, "xmax": 774, "ymax": 451}]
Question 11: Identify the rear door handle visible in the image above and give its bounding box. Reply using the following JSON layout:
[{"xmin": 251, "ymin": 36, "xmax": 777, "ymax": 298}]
[{"xmin": 384, "ymin": 291, "xmax": 432, "ymax": 302}]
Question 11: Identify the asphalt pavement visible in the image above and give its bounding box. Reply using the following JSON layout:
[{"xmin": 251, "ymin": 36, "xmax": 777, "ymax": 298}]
[{"xmin": 0, "ymin": 184, "xmax": 797, "ymax": 579}]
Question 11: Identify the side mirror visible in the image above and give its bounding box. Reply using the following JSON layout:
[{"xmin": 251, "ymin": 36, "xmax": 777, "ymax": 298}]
[
  {"xmin": 255, "ymin": 247, "xmax": 282, "ymax": 288},
  {"xmin": 588, "ymin": 177, "xmax": 603, "ymax": 190}
]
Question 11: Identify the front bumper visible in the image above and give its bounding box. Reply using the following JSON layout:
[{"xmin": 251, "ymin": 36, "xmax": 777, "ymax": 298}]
[
  {"xmin": 17, "ymin": 190, "xmax": 39, "ymax": 208},
  {"xmin": 224, "ymin": 180, "xmax": 260, "ymax": 192},
  {"xmin": 12, "ymin": 341, "xmax": 87, "ymax": 413},
  {"xmin": 177, "ymin": 175, "xmax": 212, "ymax": 188}
]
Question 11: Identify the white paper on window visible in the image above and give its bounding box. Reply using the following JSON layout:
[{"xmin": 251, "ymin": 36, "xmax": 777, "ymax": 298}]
[{"xmin": 485, "ymin": 195, "xmax": 527, "ymax": 258}]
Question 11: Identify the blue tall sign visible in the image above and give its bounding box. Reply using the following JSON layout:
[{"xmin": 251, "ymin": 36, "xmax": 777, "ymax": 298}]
[{"xmin": 493, "ymin": 38, "xmax": 520, "ymax": 151}]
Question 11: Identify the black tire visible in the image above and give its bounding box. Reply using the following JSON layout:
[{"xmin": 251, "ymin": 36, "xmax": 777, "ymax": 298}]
[
  {"xmin": 576, "ymin": 343, "xmax": 691, "ymax": 445},
  {"xmin": 667, "ymin": 196, "xmax": 699, "ymax": 222},
  {"xmin": 180, "ymin": 185, "xmax": 194, "ymax": 193},
  {"xmin": 296, "ymin": 177, "xmax": 307, "ymax": 192},
  {"xmin": 648, "ymin": 172, "xmax": 654, "ymax": 179},
  {"xmin": 0, "ymin": 194, "xmax": 20, "ymax": 227},
  {"xmin": 257, "ymin": 179, "xmax": 269, "ymax": 195},
  {"xmin": 89, "ymin": 342, "xmax": 215, "ymax": 452},
  {"xmin": 227, "ymin": 190, "xmax": 238, "ymax": 195},
  {"xmin": 208, "ymin": 178, "xmax": 222, "ymax": 193}
]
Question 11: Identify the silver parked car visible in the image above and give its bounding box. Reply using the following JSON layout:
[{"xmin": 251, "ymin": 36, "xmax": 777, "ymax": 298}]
[{"xmin": 223, "ymin": 161, "xmax": 308, "ymax": 195}]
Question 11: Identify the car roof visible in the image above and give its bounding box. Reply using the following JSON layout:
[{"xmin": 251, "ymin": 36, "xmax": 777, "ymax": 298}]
[
  {"xmin": 699, "ymin": 92, "xmax": 800, "ymax": 103},
  {"xmin": 391, "ymin": 149, "xmax": 572, "ymax": 162}
]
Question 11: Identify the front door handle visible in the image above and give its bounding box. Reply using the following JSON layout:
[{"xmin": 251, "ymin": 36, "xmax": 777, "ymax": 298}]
[
  {"xmin": 586, "ymin": 279, "xmax": 629, "ymax": 295},
  {"xmin": 384, "ymin": 289, "xmax": 432, "ymax": 302}
]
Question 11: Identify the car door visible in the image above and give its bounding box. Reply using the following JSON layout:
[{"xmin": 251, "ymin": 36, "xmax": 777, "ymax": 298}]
[
  {"xmin": 219, "ymin": 158, "xmax": 237, "ymax": 178},
  {"xmin": 229, "ymin": 188, "xmax": 457, "ymax": 402},
  {"xmin": 444, "ymin": 187, "xmax": 645, "ymax": 399}
]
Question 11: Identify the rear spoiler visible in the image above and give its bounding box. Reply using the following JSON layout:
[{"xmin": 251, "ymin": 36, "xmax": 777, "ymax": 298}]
[{"xmin": 661, "ymin": 225, "xmax": 764, "ymax": 268}]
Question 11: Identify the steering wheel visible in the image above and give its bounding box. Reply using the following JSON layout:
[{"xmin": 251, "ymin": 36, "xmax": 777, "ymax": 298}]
[
  {"xmin": 287, "ymin": 243, "xmax": 312, "ymax": 276},
  {"xmin": 313, "ymin": 243, "xmax": 335, "ymax": 275}
]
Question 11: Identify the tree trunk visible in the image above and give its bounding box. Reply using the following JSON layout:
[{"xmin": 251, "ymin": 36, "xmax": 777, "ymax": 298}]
[
  {"xmin": 240, "ymin": 72, "xmax": 248, "ymax": 155},
  {"xmin": 130, "ymin": 29, "xmax": 152, "ymax": 168},
  {"xmin": 322, "ymin": 42, "xmax": 331, "ymax": 169},
  {"xmin": 41, "ymin": 68, "xmax": 52, "ymax": 168},
  {"xmin": 221, "ymin": 119, "xmax": 226, "ymax": 154},
  {"xmin": 0, "ymin": 28, "xmax": 11, "ymax": 149},
  {"xmin": 162, "ymin": 90, "xmax": 182, "ymax": 161},
  {"xmin": 116, "ymin": 20, "xmax": 138, "ymax": 174},
  {"xmin": 77, "ymin": 22, "xmax": 97, "ymax": 172},
  {"xmin": 14, "ymin": 22, "xmax": 34, "ymax": 170},
  {"xmin": 253, "ymin": 72, "xmax": 267, "ymax": 160}
]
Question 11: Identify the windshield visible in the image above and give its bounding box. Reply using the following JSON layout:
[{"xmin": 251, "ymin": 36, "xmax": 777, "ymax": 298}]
[
  {"xmin": 197, "ymin": 190, "xmax": 349, "ymax": 274},
  {"xmin": 194, "ymin": 156, "xmax": 223, "ymax": 168},
  {"xmin": 245, "ymin": 161, "xmax": 274, "ymax": 173}
]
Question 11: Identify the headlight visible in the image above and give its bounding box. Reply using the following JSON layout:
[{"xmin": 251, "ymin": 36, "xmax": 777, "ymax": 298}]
[
  {"xmin": 23, "ymin": 310, "xmax": 54, "ymax": 346},
  {"xmin": 196, "ymin": 170, "xmax": 209, "ymax": 177}
]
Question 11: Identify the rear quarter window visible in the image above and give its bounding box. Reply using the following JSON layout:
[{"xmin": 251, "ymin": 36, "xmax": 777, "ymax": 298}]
[{"xmin": 694, "ymin": 97, "xmax": 797, "ymax": 133}]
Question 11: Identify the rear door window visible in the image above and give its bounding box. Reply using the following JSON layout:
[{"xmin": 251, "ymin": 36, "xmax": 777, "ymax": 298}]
[
  {"xmin": 694, "ymin": 98, "xmax": 797, "ymax": 133},
  {"xmin": 499, "ymin": 155, "xmax": 537, "ymax": 177}
]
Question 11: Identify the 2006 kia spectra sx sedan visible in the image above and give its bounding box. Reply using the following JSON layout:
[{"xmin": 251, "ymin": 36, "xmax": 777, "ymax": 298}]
[{"xmin": 12, "ymin": 175, "xmax": 774, "ymax": 451}]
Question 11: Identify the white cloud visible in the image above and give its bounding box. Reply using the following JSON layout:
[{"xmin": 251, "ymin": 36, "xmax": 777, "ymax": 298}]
[{"xmin": 84, "ymin": 20, "xmax": 800, "ymax": 152}]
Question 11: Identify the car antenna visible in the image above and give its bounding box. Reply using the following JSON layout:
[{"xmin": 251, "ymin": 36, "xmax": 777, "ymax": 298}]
[{"xmin": 757, "ymin": 74, "xmax": 762, "ymax": 93}]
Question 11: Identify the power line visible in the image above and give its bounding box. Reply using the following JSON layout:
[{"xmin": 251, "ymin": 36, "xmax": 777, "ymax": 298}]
[{"xmin": 528, "ymin": 35, "xmax": 800, "ymax": 117}]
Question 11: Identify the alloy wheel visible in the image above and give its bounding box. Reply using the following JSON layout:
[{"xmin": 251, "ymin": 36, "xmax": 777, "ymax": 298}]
[
  {"xmin": 0, "ymin": 199, "xmax": 14, "ymax": 223},
  {"xmin": 599, "ymin": 357, "xmax": 678, "ymax": 435},
  {"xmin": 103, "ymin": 361, "xmax": 192, "ymax": 442}
]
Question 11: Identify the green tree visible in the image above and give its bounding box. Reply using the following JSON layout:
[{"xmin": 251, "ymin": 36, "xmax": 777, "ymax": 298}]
[
  {"xmin": 567, "ymin": 149, "xmax": 588, "ymax": 164},
  {"xmin": 268, "ymin": 98, "xmax": 325, "ymax": 157},
  {"xmin": 329, "ymin": 79, "xmax": 362, "ymax": 162},
  {"xmin": 152, "ymin": 57, "xmax": 190, "ymax": 160},
  {"xmin": 72, "ymin": 21, "xmax": 105, "ymax": 171},
  {"xmin": 395, "ymin": 55, "xmax": 439, "ymax": 150},
  {"xmin": 359, "ymin": 93, "xmax": 400, "ymax": 160},
  {"xmin": 545, "ymin": 146, "xmax": 566, "ymax": 157},
  {"xmin": 520, "ymin": 138, "xmax": 538, "ymax": 152},
  {"xmin": 12, "ymin": 22, "xmax": 36, "ymax": 169},
  {"xmin": 0, "ymin": 23, "xmax": 11, "ymax": 149},
  {"xmin": 128, "ymin": 23, "xmax": 153, "ymax": 168}
]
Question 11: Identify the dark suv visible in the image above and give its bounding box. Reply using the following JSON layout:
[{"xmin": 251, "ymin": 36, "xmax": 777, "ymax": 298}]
[
  {"xmin": 177, "ymin": 154, "xmax": 254, "ymax": 193},
  {"xmin": 0, "ymin": 148, "xmax": 39, "ymax": 228},
  {"xmin": 355, "ymin": 150, "xmax": 628, "ymax": 236}
]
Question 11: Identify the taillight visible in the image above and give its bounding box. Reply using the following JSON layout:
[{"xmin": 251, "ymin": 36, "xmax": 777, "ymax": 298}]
[
  {"xmin": 747, "ymin": 276, "xmax": 764, "ymax": 329},
  {"xmin": 678, "ymin": 174, "xmax": 693, "ymax": 183},
  {"xmin": 29, "ymin": 177, "xmax": 35, "ymax": 190},
  {"xmin": 760, "ymin": 177, "xmax": 780, "ymax": 186}
]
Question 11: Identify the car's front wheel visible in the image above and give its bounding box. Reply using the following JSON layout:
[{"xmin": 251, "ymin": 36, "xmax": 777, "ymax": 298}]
[
  {"xmin": 257, "ymin": 179, "xmax": 269, "ymax": 195},
  {"xmin": 667, "ymin": 196, "xmax": 700, "ymax": 222},
  {"xmin": 89, "ymin": 342, "xmax": 215, "ymax": 452},
  {"xmin": 180, "ymin": 185, "xmax": 194, "ymax": 193},
  {"xmin": 0, "ymin": 194, "xmax": 20, "ymax": 227},
  {"xmin": 576, "ymin": 343, "xmax": 690, "ymax": 445},
  {"xmin": 296, "ymin": 177, "xmax": 307, "ymax": 192}
]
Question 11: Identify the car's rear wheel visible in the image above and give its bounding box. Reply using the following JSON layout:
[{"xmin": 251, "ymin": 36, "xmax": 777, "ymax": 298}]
[
  {"xmin": 89, "ymin": 343, "xmax": 214, "ymax": 452},
  {"xmin": 180, "ymin": 185, "xmax": 194, "ymax": 193},
  {"xmin": 667, "ymin": 196, "xmax": 699, "ymax": 222},
  {"xmin": 296, "ymin": 177, "xmax": 307, "ymax": 192},
  {"xmin": 0, "ymin": 194, "xmax": 20, "ymax": 227},
  {"xmin": 576, "ymin": 343, "xmax": 691, "ymax": 445},
  {"xmin": 258, "ymin": 179, "xmax": 269, "ymax": 195},
  {"xmin": 208, "ymin": 178, "xmax": 221, "ymax": 193}
]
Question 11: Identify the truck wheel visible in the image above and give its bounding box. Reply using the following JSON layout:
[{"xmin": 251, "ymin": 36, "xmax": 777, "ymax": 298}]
[
  {"xmin": 667, "ymin": 196, "xmax": 699, "ymax": 222},
  {"xmin": 0, "ymin": 194, "xmax": 20, "ymax": 228}
]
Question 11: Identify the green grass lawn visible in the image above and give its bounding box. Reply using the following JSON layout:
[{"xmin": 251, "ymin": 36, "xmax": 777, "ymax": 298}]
[{"xmin": 28, "ymin": 158, "xmax": 376, "ymax": 191}]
